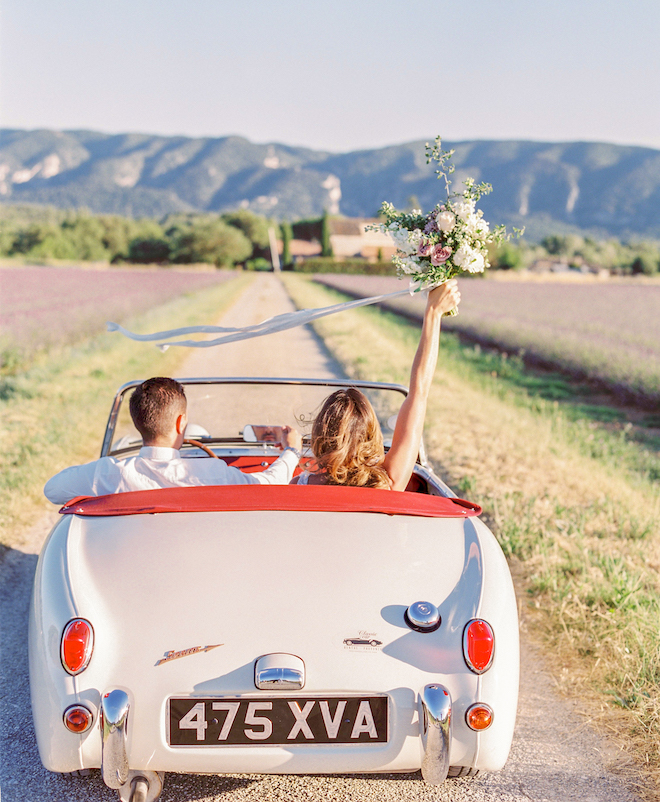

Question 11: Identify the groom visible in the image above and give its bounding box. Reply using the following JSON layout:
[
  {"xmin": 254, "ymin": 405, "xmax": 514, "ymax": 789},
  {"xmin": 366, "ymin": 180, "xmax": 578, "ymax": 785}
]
[{"xmin": 44, "ymin": 377, "xmax": 302, "ymax": 504}]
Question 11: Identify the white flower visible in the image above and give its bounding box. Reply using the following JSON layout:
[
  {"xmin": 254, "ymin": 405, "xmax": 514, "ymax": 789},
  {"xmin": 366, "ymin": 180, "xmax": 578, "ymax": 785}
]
[
  {"xmin": 474, "ymin": 217, "xmax": 490, "ymax": 239},
  {"xmin": 455, "ymin": 199, "xmax": 476, "ymax": 222},
  {"xmin": 408, "ymin": 228, "xmax": 423, "ymax": 248},
  {"xmin": 465, "ymin": 213, "xmax": 490, "ymax": 240},
  {"xmin": 391, "ymin": 228, "xmax": 408, "ymax": 249},
  {"xmin": 453, "ymin": 244, "xmax": 472, "ymax": 268},
  {"xmin": 466, "ymin": 251, "xmax": 486, "ymax": 273},
  {"xmin": 464, "ymin": 213, "xmax": 479, "ymax": 236},
  {"xmin": 463, "ymin": 209, "xmax": 490, "ymax": 240},
  {"xmin": 395, "ymin": 228, "xmax": 422, "ymax": 256},
  {"xmin": 436, "ymin": 210, "xmax": 456, "ymax": 232},
  {"xmin": 454, "ymin": 244, "xmax": 485, "ymax": 272},
  {"xmin": 398, "ymin": 256, "xmax": 420, "ymax": 274}
]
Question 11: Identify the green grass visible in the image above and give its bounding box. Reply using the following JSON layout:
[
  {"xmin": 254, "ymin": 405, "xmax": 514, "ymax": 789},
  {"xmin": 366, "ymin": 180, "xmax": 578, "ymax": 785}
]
[
  {"xmin": 282, "ymin": 274, "xmax": 660, "ymax": 792},
  {"xmin": 0, "ymin": 273, "xmax": 254, "ymax": 545}
]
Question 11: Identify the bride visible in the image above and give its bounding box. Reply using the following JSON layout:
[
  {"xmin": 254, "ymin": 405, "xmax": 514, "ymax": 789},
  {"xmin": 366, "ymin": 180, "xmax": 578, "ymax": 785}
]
[{"xmin": 292, "ymin": 279, "xmax": 461, "ymax": 491}]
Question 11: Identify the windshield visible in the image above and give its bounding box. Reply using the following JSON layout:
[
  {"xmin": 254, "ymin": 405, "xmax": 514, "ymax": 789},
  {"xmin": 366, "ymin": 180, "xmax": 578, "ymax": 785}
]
[{"xmin": 104, "ymin": 378, "xmax": 409, "ymax": 457}]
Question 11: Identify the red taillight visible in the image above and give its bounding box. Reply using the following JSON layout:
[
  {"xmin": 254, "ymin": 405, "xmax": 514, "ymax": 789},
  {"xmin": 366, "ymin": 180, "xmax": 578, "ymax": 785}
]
[
  {"xmin": 61, "ymin": 619, "xmax": 94, "ymax": 675},
  {"xmin": 463, "ymin": 619, "xmax": 494, "ymax": 674},
  {"xmin": 466, "ymin": 703, "xmax": 493, "ymax": 731},
  {"xmin": 63, "ymin": 704, "xmax": 94, "ymax": 733}
]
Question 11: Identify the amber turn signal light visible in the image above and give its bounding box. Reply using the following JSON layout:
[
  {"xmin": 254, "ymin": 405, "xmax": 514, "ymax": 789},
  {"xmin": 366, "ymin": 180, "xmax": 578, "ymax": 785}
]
[
  {"xmin": 63, "ymin": 704, "xmax": 94, "ymax": 733},
  {"xmin": 466, "ymin": 703, "xmax": 493, "ymax": 731}
]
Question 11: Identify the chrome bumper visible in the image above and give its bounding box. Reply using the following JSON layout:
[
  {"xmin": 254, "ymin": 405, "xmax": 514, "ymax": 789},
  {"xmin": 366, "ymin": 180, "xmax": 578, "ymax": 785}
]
[
  {"xmin": 100, "ymin": 689, "xmax": 130, "ymax": 789},
  {"xmin": 419, "ymin": 683, "xmax": 451, "ymax": 784}
]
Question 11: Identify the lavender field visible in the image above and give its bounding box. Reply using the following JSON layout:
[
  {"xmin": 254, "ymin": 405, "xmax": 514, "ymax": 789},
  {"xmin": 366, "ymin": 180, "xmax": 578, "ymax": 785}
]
[
  {"xmin": 0, "ymin": 265, "xmax": 235, "ymax": 365},
  {"xmin": 315, "ymin": 274, "xmax": 660, "ymax": 402}
]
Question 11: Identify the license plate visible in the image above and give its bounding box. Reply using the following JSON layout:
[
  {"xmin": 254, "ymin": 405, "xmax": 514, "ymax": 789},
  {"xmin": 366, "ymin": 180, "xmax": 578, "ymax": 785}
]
[{"xmin": 168, "ymin": 696, "xmax": 388, "ymax": 746}]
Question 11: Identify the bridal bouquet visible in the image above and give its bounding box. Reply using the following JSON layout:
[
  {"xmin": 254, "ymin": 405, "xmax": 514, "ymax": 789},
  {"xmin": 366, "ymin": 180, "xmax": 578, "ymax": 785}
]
[{"xmin": 370, "ymin": 137, "xmax": 521, "ymax": 308}]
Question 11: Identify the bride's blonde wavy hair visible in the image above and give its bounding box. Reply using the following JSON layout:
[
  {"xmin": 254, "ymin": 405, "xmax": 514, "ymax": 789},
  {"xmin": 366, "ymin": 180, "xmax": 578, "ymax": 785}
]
[{"xmin": 310, "ymin": 388, "xmax": 390, "ymax": 489}]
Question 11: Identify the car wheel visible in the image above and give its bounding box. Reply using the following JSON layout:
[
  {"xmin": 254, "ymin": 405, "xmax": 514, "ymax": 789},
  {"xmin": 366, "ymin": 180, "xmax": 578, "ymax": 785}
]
[{"xmin": 447, "ymin": 766, "xmax": 480, "ymax": 778}]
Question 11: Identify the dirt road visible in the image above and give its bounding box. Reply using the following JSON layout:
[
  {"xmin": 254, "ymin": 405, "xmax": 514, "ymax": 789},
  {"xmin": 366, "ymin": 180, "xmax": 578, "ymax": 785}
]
[{"xmin": 0, "ymin": 274, "xmax": 641, "ymax": 801}]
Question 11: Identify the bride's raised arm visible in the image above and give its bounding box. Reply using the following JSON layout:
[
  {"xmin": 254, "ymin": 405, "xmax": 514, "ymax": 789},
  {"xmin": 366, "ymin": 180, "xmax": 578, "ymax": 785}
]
[{"xmin": 382, "ymin": 280, "xmax": 461, "ymax": 491}]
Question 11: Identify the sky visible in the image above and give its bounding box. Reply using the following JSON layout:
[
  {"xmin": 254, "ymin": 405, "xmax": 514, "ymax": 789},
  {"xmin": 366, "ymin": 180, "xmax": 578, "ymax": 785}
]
[{"xmin": 1, "ymin": 0, "xmax": 659, "ymax": 153}]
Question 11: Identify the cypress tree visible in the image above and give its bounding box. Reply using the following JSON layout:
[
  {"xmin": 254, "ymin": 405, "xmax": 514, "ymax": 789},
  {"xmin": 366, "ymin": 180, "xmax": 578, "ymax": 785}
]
[
  {"xmin": 281, "ymin": 220, "xmax": 293, "ymax": 268},
  {"xmin": 320, "ymin": 209, "xmax": 333, "ymax": 257}
]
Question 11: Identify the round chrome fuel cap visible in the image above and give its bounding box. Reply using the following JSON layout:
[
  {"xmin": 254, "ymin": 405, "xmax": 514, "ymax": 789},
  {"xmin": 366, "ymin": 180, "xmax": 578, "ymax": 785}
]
[{"xmin": 405, "ymin": 601, "xmax": 441, "ymax": 632}]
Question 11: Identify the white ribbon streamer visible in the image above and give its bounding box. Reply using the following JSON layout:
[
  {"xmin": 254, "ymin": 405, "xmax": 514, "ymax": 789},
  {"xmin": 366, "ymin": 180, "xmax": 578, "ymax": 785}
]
[{"xmin": 107, "ymin": 287, "xmax": 417, "ymax": 350}]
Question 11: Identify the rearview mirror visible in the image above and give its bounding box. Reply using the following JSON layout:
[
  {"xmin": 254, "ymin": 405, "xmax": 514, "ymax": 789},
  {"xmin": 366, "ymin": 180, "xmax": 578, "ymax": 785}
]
[{"xmin": 243, "ymin": 425, "xmax": 281, "ymax": 443}]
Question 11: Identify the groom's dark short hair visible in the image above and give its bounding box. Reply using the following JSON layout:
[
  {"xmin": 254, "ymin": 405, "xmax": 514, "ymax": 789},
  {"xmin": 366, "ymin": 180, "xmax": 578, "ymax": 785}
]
[{"xmin": 129, "ymin": 377, "xmax": 186, "ymax": 441}]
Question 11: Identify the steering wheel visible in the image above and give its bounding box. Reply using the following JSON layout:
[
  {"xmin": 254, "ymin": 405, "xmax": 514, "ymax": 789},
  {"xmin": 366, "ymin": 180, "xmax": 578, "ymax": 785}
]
[{"xmin": 183, "ymin": 438, "xmax": 220, "ymax": 459}]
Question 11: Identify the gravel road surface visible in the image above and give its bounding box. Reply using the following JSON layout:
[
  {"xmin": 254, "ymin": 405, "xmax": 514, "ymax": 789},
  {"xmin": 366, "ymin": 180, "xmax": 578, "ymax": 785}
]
[{"xmin": 0, "ymin": 274, "xmax": 641, "ymax": 801}]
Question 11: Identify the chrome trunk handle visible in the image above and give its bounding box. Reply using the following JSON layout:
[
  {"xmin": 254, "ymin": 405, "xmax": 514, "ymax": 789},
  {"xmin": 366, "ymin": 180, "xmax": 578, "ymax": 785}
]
[{"xmin": 254, "ymin": 653, "xmax": 305, "ymax": 690}]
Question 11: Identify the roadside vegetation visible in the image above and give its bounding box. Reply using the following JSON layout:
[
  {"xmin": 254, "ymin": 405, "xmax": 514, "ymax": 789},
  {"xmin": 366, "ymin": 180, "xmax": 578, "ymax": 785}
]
[
  {"xmin": 313, "ymin": 274, "xmax": 660, "ymax": 407},
  {"xmin": 282, "ymin": 273, "xmax": 660, "ymax": 796},
  {"xmin": 0, "ymin": 272, "xmax": 254, "ymax": 546}
]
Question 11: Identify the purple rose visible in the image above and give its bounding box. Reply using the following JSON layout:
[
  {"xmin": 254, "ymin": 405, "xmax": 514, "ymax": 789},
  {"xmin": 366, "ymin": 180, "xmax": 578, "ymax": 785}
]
[
  {"xmin": 417, "ymin": 238, "xmax": 433, "ymax": 258},
  {"xmin": 430, "ymin": 244, "xmax": 452, "ymax": 266}
]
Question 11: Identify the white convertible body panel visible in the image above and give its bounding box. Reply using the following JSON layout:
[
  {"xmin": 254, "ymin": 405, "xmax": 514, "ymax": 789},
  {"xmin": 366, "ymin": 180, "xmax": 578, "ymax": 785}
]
[{"xmin": 30, "ymin": 505, "xmax": 518, "ymax": 777}]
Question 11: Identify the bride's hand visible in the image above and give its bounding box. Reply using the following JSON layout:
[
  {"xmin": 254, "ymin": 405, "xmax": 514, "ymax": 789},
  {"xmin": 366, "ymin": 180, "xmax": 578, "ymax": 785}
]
[{"xmin": 427, "ymin": 279, "xmax": 461, "ymax": 315}]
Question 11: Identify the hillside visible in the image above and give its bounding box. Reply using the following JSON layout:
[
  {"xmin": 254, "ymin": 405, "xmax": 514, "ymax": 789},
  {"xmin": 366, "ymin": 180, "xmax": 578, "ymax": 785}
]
[{"xmin": 1, "ymin": 129, "xmax": 659, "ymax": 239}]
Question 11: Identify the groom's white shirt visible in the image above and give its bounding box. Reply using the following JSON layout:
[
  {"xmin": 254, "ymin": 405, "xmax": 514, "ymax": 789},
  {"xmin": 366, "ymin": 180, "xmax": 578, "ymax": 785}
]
[{"xmin": 44, "ymin": 446, "xmax": 299, "ymax": 505}]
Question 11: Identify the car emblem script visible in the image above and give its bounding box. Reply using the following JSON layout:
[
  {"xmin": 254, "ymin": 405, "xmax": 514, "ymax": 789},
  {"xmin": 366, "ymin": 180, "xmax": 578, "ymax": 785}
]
[{"xmin": 156, "ymin": 644, "xmax": 223, "ymax": 666}]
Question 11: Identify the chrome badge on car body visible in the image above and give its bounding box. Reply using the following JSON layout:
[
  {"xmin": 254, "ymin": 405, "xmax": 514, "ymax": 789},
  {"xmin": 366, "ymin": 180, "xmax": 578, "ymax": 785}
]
[
  {"xmin": 343, "ymin": 631, "xmax": 382, "ymax": 650},
  {"xmin": 156, "ymin": 644, "xmax": 223, "ymax": 666}
]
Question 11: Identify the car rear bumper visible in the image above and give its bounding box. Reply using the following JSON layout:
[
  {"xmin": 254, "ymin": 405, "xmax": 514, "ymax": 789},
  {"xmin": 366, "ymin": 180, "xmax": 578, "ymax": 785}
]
[
  {"xmin": 96, "ymin": 684, "xmax": 456, "ymax": 788},
  {"xmin": 419, "ymin": 684, "xmax": 451, "ymax": 783}
]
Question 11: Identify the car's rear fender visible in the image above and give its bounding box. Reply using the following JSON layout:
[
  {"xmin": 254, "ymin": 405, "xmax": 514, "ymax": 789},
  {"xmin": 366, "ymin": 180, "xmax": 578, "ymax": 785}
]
[
  {"xmin": 470, "ymin": 517, "xmax": 519, "ymax": 772},
  {"xmin": 28, "ymin": 516, "xmax": 94, "ymax": 772}
]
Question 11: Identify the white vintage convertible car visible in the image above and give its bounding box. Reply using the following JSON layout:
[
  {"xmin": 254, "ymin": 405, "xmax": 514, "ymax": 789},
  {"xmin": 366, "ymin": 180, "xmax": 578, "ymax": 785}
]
[{"xmin": 29, "ymin": 377, "xmax": 519, "ymax": 802}]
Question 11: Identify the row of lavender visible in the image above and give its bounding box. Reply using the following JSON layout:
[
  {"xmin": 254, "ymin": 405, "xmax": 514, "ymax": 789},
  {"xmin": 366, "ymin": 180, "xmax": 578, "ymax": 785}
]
[
  {"xmin": 0, "ymin": 265, "xmax": 235, "ymax": 365},
  {"xmin": 315, "ymin": 274, "xmax": 660, "ymax": 403}
]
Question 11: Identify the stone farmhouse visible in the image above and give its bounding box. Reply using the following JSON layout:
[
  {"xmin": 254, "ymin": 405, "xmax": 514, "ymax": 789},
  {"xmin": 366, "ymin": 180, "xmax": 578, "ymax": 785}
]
[{"xmin": 286, "ymin": 217, "xmax": 397, "ymax": 263}]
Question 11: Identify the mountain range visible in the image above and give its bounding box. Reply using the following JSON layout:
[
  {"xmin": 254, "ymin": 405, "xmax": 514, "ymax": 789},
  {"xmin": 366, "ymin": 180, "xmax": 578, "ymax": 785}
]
[{"xmin": 1, "ymin": 128, "xmax": 659, "ymax": 240}]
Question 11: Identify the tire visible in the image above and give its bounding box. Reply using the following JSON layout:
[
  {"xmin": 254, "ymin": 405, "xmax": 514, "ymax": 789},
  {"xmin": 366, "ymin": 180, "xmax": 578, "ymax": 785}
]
[{"xmin": 447, "ymin": 766, "xmax": 480, "ymax": 778}]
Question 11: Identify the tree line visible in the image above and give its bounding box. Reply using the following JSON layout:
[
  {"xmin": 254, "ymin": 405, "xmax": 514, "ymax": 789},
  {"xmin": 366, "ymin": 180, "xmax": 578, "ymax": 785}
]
[
  {"xmin": 0, "ymin": 207, "xmax": 274, "ymax": 269},
  {"xmin": 0, "ymin": 205, "xmax": 658, "ymax": 275},
  {"xmin": 490, "ymin": 234, "xmax": 660, "ymax": 275}
]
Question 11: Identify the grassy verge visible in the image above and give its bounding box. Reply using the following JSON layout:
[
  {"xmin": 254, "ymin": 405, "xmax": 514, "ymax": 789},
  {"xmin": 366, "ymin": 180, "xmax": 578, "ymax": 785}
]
[
  {"xmin": 282, "ymin": 273, "xmax": 660, "ymax": 795},
  {"xmin": 0, "ymin": 273, "xmax": 254, "ymax": 547}
]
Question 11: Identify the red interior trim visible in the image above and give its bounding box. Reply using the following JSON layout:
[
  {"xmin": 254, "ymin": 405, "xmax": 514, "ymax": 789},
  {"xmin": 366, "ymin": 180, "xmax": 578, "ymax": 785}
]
[
  {"xmin": 222, "ymin": 455, "xmax": 286, "ymax": 473},
  {"xmin": 60, "ymin": 484, "xmax": 481, "ymax": 519}
]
